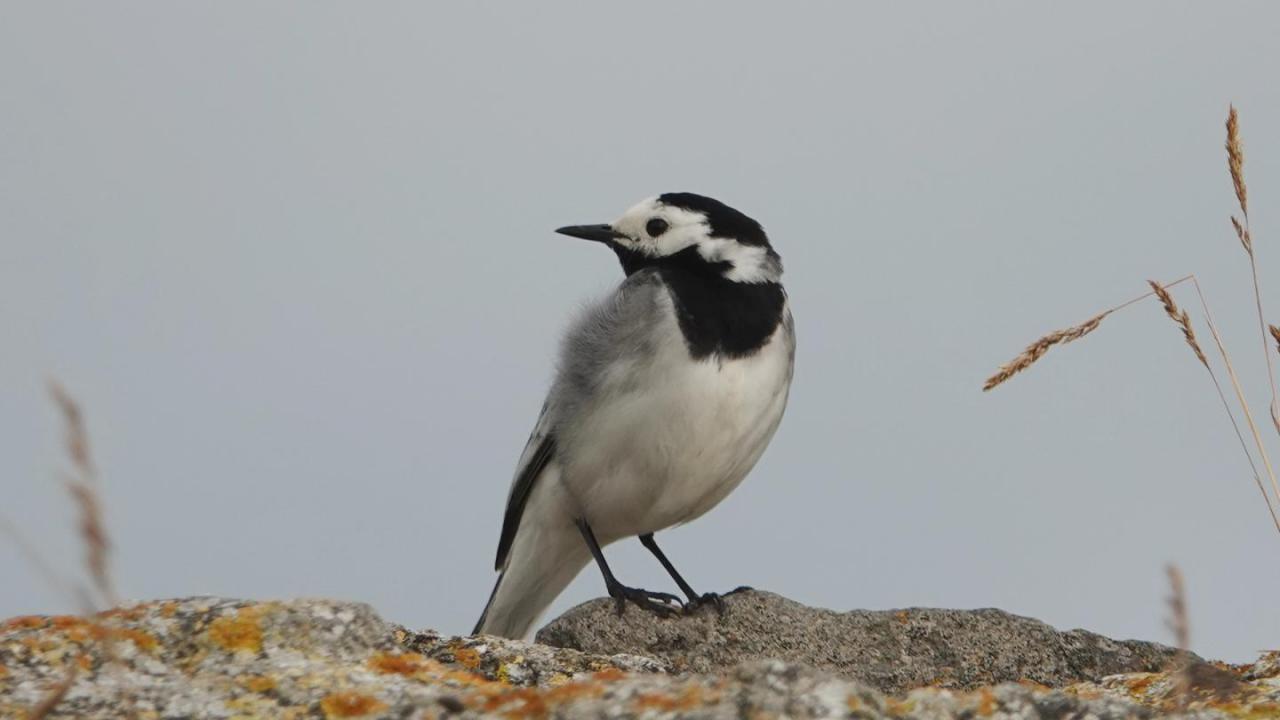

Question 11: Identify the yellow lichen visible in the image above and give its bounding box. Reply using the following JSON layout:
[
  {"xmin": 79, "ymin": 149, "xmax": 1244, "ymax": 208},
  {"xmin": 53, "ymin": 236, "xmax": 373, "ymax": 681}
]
[
  {"xmin": 319, "ymin": 691, "xmax": 389, "ymax": 718},
  {"xmin": 208, "ymin": 609, "xmax": 264, "ymax": 654},
  {"xmin": 240, "ymin": 675, "xmax": 277, "ymax": 693}
]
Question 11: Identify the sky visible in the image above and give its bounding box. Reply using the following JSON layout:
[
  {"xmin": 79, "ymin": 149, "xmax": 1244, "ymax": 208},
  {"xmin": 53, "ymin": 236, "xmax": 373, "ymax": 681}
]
[{"xmin": 3, "ymin": 2, "xmax": 1279, "ymax": 663}]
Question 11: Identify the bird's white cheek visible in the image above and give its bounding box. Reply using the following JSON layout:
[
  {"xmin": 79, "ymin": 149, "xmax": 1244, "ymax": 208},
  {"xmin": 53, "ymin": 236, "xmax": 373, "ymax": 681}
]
[{"xmin": 653, "ymin": 233, "xmax": 698, "ymax": 257}]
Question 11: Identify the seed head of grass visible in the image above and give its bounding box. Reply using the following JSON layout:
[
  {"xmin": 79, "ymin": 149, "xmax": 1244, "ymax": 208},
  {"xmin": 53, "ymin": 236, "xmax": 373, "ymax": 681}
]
[
  {"xmin": 1148, "ymin": 280, "xmax": 1208, "ymax": 368},
  {"xmin": 1231, "ymin": 216, "xmax": 1252, "ymax": 256},
  {"xmin": 983, "ymin": 312, "xmax": 1108, "ymax": 391},
  {"xmin": 1227, "ymin": 105, "xmax": 1248, "ymax": 218}
]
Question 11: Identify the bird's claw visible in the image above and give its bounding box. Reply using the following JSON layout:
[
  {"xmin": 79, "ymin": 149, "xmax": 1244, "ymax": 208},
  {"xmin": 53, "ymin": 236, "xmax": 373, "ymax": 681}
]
[
  {"xmin": 608, "ymin": 585, "xmax": 683, "ymax": 618},
  {"xmin": 684, "ymin": 592, "xmax": 727, "ymax": 616}
]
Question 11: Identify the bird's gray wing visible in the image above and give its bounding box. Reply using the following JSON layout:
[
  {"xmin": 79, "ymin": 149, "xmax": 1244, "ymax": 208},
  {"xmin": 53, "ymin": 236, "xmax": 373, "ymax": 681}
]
[
  {"xmin": 492, "ymin": 268, "xmax": 667, "ymax": 570},
  {"xmin": 493, "ymin": 402, "xmax": 557, "ymax": 570}
]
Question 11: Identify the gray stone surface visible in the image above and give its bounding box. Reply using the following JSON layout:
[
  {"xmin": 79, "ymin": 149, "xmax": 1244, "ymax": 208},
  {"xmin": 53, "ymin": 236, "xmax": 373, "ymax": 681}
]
[
  {"xmin": 536, "ymin": 589, "xmax": 1194, "ymax": 692},
  {"xmin": 3, "ymin": 596, "xmax": 1272, "ymax": 719}
]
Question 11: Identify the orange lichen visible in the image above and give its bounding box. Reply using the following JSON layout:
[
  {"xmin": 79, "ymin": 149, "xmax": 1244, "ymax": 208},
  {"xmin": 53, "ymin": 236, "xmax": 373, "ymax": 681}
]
[
  {"xmin": 113, "ymin": 627, "xmax": 159, "ymax": 652},
  {"xmin": 975, "ymin": 688, "xmax": 997, "ymax": 716},
  {"xmin": 634, "ymin": 686, "xmax": 707, "ymax": 711},
  {"xmin": 542, "ymin": 680, "xmax": 606, "ymax": 704},
  {"xmin": 159, "ymin": 601, "xmax": 179, "ymax": 618},
  {"xmin": 451, "ymin": 644, "xmax": 482, "ymax": 670},
  {"xmin": 885, "ymin": 697, "xmax": 916, "ymax": 715},
  {"xmin": 240, "ymin": 675, "xmax": 277, "ymax": 693},
  {"xmin": 1124, "ymin": 674, "xmax": 1157, "ymax": 696},
  {"xmin": 591, "ymin": 667, "xmax": 627, "ymax": 682},
  {"xmin": 894, "ymin": 610, "xmax": 910, "ymax": 624},
  {"xmin": 484, "ymin": 687, "xmax": 549, "ymax": 718},
  {"xmin": 368, "ymin": 651, "xmax": 429, "ymax": 676},
  {"xmin": 63, "ymin": 622, "xmax": 99, "ymax": 644},
  {"xmin": 208, "ymin": 609, "xmax": 264, "ymax": 654},
  {"xmin": 1016, "ymin": 679, "xmax": 1051, "ymax": 692},
  {"xmin": 96, "ymin": 605, "xmax": 146, "ymax": 622},
  {"xmin": 1, "ymin": 616, "xmax": 48, "ymax": 632},
  {"xmin": 319, "ymin": 691, "xmax": 389, "ymax": 718}
]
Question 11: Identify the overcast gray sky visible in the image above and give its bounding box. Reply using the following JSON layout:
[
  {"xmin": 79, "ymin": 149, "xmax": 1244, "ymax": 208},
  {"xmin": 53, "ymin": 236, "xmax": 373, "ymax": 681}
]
[{"xmin": 3, "ymin": 2, "xmax": 1279, "ymax": 663}]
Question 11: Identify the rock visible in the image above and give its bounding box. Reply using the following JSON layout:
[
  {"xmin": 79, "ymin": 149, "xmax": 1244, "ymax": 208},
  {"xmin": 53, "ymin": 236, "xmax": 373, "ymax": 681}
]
[
  {"xmin": 536, "ymin": 589, "xmax": 1194, "ymax": 692},
  {"xmin": 2, "ymin": 596, "xmax": 1274, "ymax": 719},
  {"xmin": 0, "ymin": 597, "xmax": 663, "ymax": 719}
]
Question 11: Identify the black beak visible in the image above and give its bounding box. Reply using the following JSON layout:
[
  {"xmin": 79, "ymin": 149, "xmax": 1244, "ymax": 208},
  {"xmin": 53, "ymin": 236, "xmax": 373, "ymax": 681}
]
[{"xmin": 555, "ymin": 224, "xmax": 627, "ymax": 244}]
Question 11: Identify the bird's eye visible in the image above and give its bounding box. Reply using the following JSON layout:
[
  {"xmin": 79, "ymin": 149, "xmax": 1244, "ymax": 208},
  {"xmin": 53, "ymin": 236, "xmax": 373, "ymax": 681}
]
[{"xmin": 645, "ymin": 218, "xmax": 669, "ymax": 237}]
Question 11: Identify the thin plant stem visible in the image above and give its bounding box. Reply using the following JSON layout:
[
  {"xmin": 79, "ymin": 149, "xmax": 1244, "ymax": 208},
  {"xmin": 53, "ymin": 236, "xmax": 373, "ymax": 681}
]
[
  {"xmin": 1243, "ymin": 221, "xmax": 1280, "ymax": 435},
  {"xmin": 983, "ymin": 275, "xmax": 1194, "ymax": 391},
  {"xmin": 1188, "ymin": 276, "xmax": 1280, "ymax": 530}
]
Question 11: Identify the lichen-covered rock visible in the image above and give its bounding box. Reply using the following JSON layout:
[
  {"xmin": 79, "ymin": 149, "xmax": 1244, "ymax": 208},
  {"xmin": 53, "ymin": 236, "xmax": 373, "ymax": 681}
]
[
  {"xmin": 0, "ymin": 596, "xmax": 1273, "ymax": 719},
  {"xmin": 1068, "ymin": 654, "xmax": 1280, "ymax": 717},
  {"xmin": 395, "ymin": 625, "xmax": 669, "ymax": 686},
  {"xmin": 536, "ymin": 589, "xmax": 1193, "ymax": 692},
  {"xmin": 0, "ymin": 597, "xmax": 663, "ymax": 718}
]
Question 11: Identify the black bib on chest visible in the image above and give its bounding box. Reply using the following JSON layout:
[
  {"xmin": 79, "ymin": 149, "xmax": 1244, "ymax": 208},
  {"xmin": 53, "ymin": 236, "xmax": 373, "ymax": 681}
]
[{"xmin": 614, "ymin": 245, "xmax": 785, "ymax": 360}]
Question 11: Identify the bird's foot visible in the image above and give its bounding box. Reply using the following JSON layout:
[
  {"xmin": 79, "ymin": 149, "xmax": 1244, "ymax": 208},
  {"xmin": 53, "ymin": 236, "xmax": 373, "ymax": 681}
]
[
  {"xmin": 683, "ymin": 592, "xmax": 726, "ymax": 616},
  {"xmin": 607, "ymin": 584, "xmax": 683, "ymax": 618},
  {"xmin": 684, "ymin": 586, "xmax": 752, "ymax": 616}
]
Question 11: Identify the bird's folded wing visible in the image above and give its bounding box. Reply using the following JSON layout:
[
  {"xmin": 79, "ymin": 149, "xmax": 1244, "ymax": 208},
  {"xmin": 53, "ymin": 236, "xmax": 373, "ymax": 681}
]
[
  {"xmin": 491, "ymin": 268, "xmax": 668, "ymax": 571},
  {"xmin": 494, "ymin": 402, "xmax": 557, "ymax": 570}
]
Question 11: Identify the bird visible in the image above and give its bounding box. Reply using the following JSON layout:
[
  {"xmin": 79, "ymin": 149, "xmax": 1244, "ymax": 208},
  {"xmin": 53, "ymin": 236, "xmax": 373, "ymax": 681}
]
[{"xmin": 473, "ymin": 192, "xmax": 795, "ymax": 639}]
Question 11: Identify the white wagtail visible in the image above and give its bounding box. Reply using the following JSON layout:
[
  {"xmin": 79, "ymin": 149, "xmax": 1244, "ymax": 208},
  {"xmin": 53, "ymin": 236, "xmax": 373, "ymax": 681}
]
[{"xmin": 473, "ymin": 193, "xmax": 794, "ymax": 639}]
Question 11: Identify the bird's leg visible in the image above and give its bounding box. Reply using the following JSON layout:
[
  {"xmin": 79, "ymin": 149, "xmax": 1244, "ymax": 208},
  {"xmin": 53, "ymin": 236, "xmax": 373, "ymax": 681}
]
[
  {"xmin": 638, "ymin": 533, "xmax": 728, "ymax": 616},
  {"xmin": 575, "ymin": 519, "xmax": 682, "ymax": 617}
]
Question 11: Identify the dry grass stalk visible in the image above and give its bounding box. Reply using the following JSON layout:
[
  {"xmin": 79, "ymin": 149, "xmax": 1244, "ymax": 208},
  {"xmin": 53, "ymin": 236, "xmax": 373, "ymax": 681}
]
[
  {"xmin": 36, "ymin": 382, "xmax": 135, "ymax": 719},
  {"xmin": 26, "ymin": 661, "xmax": 79, "ymax": 720},
  {"xmin": 983, "ymin": 273, "xmax": 1280, "ymax": 533},
  {"xmin": 1226, "ymin": 106, "xmax": 1247, "ymax": 218},
  {"xmin": 1165, "ymin": 564, "xmax": 1190, "ymax": 650},
  {"xmin": 49, "ymin": 381, "xmax": 117, "ymax": 608},
  {"xmin": 982, "ymin": 276, "xmax": 1193, "ymax": 392},
  {"xmin": 982, "ymin": 312, "xmax": 1107, "ymax": 391},
  {"xmin": 1186, "ymin": 280, "xmax": 1280, "ymax": 533},
  {"xmin": 1148, "ymin": 281, "xmax": 1208, "ymax": 368},
  {"xmin": 1165, "ymin": 565, "xmax": 1192, "ymax": 709},
  {"xmin": 985, "ymin": 106, "xmax": 1280, "ymax": 540},
  {"xmin": 1223, "ymin": 108, "xmax": 1280, "ymax": 441},
  {"xmin": 1231, "ymin": 216, "xmax": 1252, "ymax": 256}
]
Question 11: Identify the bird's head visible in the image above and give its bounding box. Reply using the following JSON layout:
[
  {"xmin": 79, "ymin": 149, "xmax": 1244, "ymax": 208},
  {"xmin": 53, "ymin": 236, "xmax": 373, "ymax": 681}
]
[{"xmin": 556, "ymin": 193, "xmax": 781, "ymax": 283}]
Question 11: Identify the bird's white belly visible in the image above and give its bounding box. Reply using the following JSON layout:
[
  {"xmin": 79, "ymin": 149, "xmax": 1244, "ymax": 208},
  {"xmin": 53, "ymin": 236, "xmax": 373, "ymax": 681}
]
[{"xmin": 560, "ymin": 312, "xmax": 793, "ymax": 543}]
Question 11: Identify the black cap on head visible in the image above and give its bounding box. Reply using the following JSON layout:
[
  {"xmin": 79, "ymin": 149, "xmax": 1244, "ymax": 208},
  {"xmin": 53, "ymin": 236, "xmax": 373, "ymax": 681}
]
[{"xmin": 658, "ymin": 192, "xmax": 770, "ymax": 247}]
